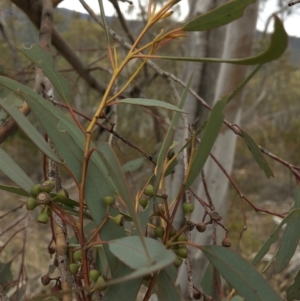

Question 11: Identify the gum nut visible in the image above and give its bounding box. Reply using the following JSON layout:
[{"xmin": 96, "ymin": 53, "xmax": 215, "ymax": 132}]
[
  {"xmin": 56, "ymin": 189, "xmax": 69, "ymax": 202},
  {"xmin": 144, "ymin": 184, "xmax": 154, "ymax": 197},
  {"xmin": 31, "ymin": 184, "xmax": 42, "ymax": 196},
  {"xmin": 154, "ymin": 226, "xmax": 165, "ymax": 238},
  {"xmin": 113, "ymin": 214, "xmax": 125, "ymax": 226},
  {"xmin": 182, "ymin": 202, "xmax": 194, "ymax": 214},
  {"xmin": 103, "ymin": 195, "xmax": 115, "ymax": 206},
  {"xmin": 69, "ymin": 263, "xmax": 80, "ymax": 275},
  {"xmin": 26, "ymin": 197, "xmax": 38, "ymax": 210},
  {"xmin": 37, "ymin": 212, "xmax": 49, "ymax": 224},
  {"xmin": 173, "ymin": 256, "xmax": 183, "ymax": 267},
  {"xmin": 36, "ymin": 192, "xmax": 51, "ymax": 205},
  {"xmin": 176, "ymin": 233, "xmax": 187, "ymax": 242},
  {"xmin": 139, "ymin": 197, "xmax": 149, "ymax": 209},
  {"xmin": 96, "ymin": 275, "xmax": 107, "ymax": 291},
  {"xmin": 74, "ymin": 250, "xmax": 82, "ymax": 262},
  {"xmin": 196, "ymin": 222, "xmax": 206, "ymax": 233},
  {"xmin": 89, "ymin": 269, "xmax": 101, "ymax": 282}
]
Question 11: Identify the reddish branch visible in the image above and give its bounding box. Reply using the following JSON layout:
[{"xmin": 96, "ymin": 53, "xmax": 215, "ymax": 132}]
[{"xmin": 209, "ymin": 153, "xmax": 285, "ymax": 218}]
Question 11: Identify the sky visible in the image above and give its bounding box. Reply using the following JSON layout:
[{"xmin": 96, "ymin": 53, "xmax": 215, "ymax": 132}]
[{"xmin": 58, "ymin": 0, "xmax": 300, "ymax": 37}]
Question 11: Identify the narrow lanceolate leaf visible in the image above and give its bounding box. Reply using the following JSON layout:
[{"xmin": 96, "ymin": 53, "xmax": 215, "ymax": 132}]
[
  {"xmin": 109, "ymin": 236, "xmax": 176, "ymax": 271},
  {"xmin": 19, "ymin": 44, "xmax": 71, "ymax": 103},
  {"xmin": 252, "ymin": 208, "xmax": 300, "ymax": 266},
  {"xmin": 287, "ymin": 270, "xmax": 300, "ymax": 301},
  {"xmin": 241, "ymin": 130, "xmax": 273, "ymax": 178},
  {"xmin": 201, "ymin": 263, "xmax": 221, "ymax": 301},
  {"xmin": 161, "ymin": 15, "xmax": 287, "ymax": 65},
  {"xmin": 183, "ymin": 0, "xmax": 256, "ymax": 31},
  {"xmin": 0, "ymin": 184, "xmax": 30, "ymax": 197},
  {"xmin": 185, "ymin": 98, "xmax": 227, "ymax": 189},
  {"xmin": 273, "ymin": 188, "xmax": 300, "ymax": 273},
  {"xmin": 0, "ymin": 148, "xmax": 35, "ymax": 193},
  {"xmin": 116, "ymin": 98, "xmax": 185, "ymax": 112},
  {"xmin": 201, "ymin": 246, "xmax": 281, "ymax": 301},
  {"xmin": 0, "ymin": 99, "xmax": 61, "ymax": 163}
]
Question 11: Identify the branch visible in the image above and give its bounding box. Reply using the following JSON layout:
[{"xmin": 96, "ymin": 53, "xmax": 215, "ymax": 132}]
[{"xmin": 109, "ymin": 0, "xmax": 135, "ymax": 45}]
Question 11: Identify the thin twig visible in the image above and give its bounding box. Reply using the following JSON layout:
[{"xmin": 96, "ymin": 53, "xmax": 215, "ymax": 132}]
[
  {"xmin": 288, "ymin": 0, "xmax": 300, "ymax": 6},
  {"xmin": 209, "ymin": 153, "xmax": 284, "ymax": 218},
  {"xmin": 53, "ymin": 100, "xmax": 156, "ymax": 165}
]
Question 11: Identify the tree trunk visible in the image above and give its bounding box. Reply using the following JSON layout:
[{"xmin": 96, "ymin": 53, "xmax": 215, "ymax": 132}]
[{"xmin": 173, "ymin": 1, "xmax": 259, "ymax": 297}]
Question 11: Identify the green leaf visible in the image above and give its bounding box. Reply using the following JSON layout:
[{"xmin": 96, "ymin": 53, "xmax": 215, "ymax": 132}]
[
  {"xmin": 100, "ymin": 238, "xmax": 176, "ymax": 289},
  {"xmin": 0, "ymin": 148, "xmax": 35, "ymax": 193},
  {"xmin": 287, "ymin": 270, "xmax": 300, "ymax": 301},
  {"xmin": 183, "ymin": 0, "xmax": 256, "ymax": 31},
  {"xmin": 122, "ymin": 158, "xmax": 144, "ymax": 172},
  {"xmin": 252, "ymin": 209, "xmax": 300, "ymax": 266},
  {"xmin": 201, "ymin": 246, "xmax": 281, "ymax": 301},
  {"xmin": 19, "ymin": 44, "xmax": 71, "ymax": 103},
  {"xmin": 0, "ymin": 99, "xmax": 61, "ymax": 163},
  {"xmin": 0, "ymin": 184, "xmax": 30, "ymax": 197},
  {"xmin": 0, "ymin": 260, "xmax": 14, "ymax": 286},
  {"xmin": 116, "ymin": 98, "xmax": 185, "ymax": 112},
  {"xmin": 102, "ymin": 262, "xmax": 142, "ymax": 301},
  {"xmin": 109, "ymin": 236, "xmax": 176, "ymax": 271},
  {"xmin": 185, "ymin": 98, "xmax": 227, "ymax": 189},
  {"xmin": 273, "ymin": 188, "xmax": 300, "ymax": 273},
  {"xmin": 201, "ymin": 263, "xmax": 221, "ymax": 300},
  {"xmin": 156, "ymin": 266, "xmax": 183, "ymax": 301},
  {"xmin": 241, "ymin": 130, "xmax": 273, "ymax": 178},
  {"xmin": 161, "ymin": 15, "xmax": 287, "ymax": 65}
]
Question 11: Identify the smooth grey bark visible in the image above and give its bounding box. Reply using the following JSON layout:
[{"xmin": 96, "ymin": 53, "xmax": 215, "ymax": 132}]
[
  {"xmin": 172, "ymin": 1, "xmax": 259, "ymax": 298},
  {"xmin": 167, "ymin": 0, "xmax": 225, "ymax": 228}
]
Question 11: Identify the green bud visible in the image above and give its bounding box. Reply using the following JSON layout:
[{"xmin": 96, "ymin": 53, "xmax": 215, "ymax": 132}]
[
  {"xmin": 175, "ymin": 247, "xmax": 188, "ymax": 258},
  {"xmin": 113, "ymin": 214, "xmax": 125, "ymax": 226},
  {"xmin": 144, "ymin": 184, "xmax": 154, "ymax": 197},
  {"xmin": 41, "ymin": 180, "xmax": 55, "ymax": 193},
  {"xmin": 176, "ymin": 233, "xmax": 187, "ymax": 242},
  {"xmin": 139, "ymin": 197, "xmax": 149, "ymax": 209},
  {"xmin": 173, "ymin": 256, "xmax": 183, "ymax": 267},
  {"xmin": 74, "ymin": 250, "xmax": 82, "ymax": 262},
  {"xmin": 31, "ymin": 184, "xmax": 42, "ymax": 196},
  {"xmin": 45, "ymin": 206, "xmax": 52, "ymax": 217},
  {"xmin": 154, "ymin": 226, "xmax": 165, "ymax": 238},
  {"xmin": 69, "ymin": 263, "xmax": 80, "ymax": 275},
  {"xmin": 96, "ymin": 275, "xmax": 107, "ymax": 291},
  {"xmin": 26, "ymin": 197, "xmax": 38, "ymax": 211},
  {"xmin": 182, "ymin": 202, "xmax": 194, "ymax": 214},
  {"xmin": 89, "ymin": 269, "xmax": 101, "ymax": 282},
  {"xmin": 56, "ymin": 189, "xmax": 69, "ymax": 203},
  {"xmin": 103, "ymin": 195, "xmax": 115, "ymax": 206},
  {"xmin": 37, "ymin": 212, "xmax": 49, "ymax": 224}
]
